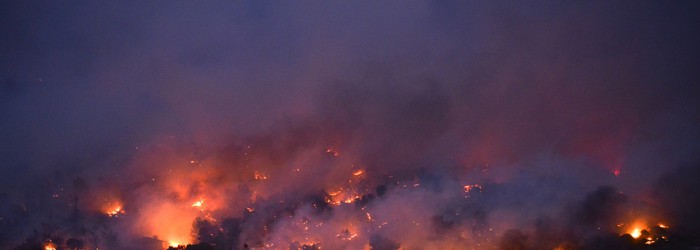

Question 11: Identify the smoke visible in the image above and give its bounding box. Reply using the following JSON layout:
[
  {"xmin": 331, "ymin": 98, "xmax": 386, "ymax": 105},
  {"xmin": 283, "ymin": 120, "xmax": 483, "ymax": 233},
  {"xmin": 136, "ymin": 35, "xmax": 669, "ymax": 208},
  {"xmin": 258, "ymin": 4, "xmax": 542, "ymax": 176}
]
[{"xmin": 2, "ymin": 0, "xmax": 700, "ymax": 249}]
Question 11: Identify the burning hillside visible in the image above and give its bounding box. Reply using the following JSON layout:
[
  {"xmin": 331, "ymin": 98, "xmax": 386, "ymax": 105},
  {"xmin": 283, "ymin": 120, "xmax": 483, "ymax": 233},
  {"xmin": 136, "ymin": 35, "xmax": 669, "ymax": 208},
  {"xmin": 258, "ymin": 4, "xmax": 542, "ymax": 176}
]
[
  {"xmin": 4, "ymin": 130, "xmax": 700, "ymax": 250},
  {"xmin": 2, "ymin": 1, "xmax": 700, "ymax": 250}
]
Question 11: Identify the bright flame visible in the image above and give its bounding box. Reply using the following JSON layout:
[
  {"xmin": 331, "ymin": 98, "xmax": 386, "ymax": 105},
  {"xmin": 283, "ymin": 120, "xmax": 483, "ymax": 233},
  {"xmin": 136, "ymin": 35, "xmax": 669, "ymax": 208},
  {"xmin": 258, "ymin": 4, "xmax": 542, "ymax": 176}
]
[
  {"xmin": 191, "ymin": 199, "xmax": 204, "ymax": 207},
  {"xmin": 103, "ymin": 201, "xmax": 125, "ymax": 217},
  {"xmin": 344, "ymin": 195, "xmax": 360, "ymax": 204},
  {"xmin": 44, "ymin": 241, "xmax": 57, "ymax": 250},
  {"xmin": 106, "ymin": 206, "xmax": 124, "ymax": 217},
  {"xmin": 621, "ymin": 220, "xmax": 670, "ymax": 243},
  {"xmin": 352, "ymin": 169, "xmax": 365, "ymax": 176},
  {"xmin": 326, "ymin": 188, "xmax": 361, "ymax": 205},
  {"xmin": 138, "ymin": 202, "xmax": 195, "ymax": 248},
  {"xmin": 630, "ymin": 228, "xmax": 642, "ymax": 238}
]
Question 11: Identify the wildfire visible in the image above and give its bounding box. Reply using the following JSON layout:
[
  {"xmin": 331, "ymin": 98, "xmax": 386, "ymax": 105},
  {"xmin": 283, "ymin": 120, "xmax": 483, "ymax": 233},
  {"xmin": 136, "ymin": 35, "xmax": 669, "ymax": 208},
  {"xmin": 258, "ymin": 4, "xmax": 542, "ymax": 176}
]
[
  {"xmin": 103, "ymin": 201, "xmax": 125, "ymax": 217},
  {"xmin": 44, "ymin": 241, "xmax": 57, "ymax": 250},
  {"xmin": 344, "ymin": 196, "xmax": 360, "ymax": 204},
  {"xmin": 326, "ymin": 189, "xmax": 361, "ymax": 205},
  {"xmin": 623, "ymin": 220, "xmax": 648, "ymax": 239},
  {"xmin": 169, "ymin": 241, "xmax": 181, "ymax": 248},
  {"xmin": 106, "ymin": 206, "xmax": 124, "ymax": 217},
  {"xmin": 629, "ymin": 228, "xmax": 642, "ymax": 238},
  {"xmin": 621, "ymin": 220, "xmax": 670, "ymax": 245},
  {"xmin": 139, "ymin": 201, "xmax": 196, "ymax": 249},
  {"xmin": 337, "ymin": 231, "xmax": 358, "ymax": 241}
]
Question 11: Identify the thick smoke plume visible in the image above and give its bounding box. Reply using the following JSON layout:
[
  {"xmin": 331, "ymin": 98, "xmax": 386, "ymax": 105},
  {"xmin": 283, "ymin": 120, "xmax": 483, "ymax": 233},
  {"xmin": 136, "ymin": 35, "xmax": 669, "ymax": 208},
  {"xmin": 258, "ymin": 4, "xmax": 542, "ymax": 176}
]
[{"xmin": 1, "ymin": 1, "xmax": 700, "ymax": 249}]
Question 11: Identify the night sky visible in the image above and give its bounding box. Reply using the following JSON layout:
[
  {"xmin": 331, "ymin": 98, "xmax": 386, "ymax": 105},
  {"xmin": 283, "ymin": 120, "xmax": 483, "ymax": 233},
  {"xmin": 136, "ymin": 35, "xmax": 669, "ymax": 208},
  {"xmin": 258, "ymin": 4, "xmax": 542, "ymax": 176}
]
[{"xmin": 1, "ymin": 1, "xmax": 700, "ymax": 250}]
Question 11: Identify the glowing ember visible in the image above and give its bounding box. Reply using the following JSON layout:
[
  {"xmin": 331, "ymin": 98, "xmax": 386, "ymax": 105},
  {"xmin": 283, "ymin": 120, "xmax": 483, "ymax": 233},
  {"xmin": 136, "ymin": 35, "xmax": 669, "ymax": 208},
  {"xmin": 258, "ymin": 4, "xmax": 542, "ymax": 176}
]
[
  {"xmin": 613, "ymin": 169, "xmax": 621, "ymax": 177},
  {"xmin": 337, "ymin": 229, "xmax": 359, "ymax": 241},
  {"xmin": 326, "ymin": 148, "xmax": 340, "ymax": 157},
  {"xmin": 352, "ymin": 169, "xmax": 365, "ymax": 176},
  {"xmin": 658, "ymin": 223, "xmax": 668, "ymax": 228},
  {"xmin": 254, "ymin": 171, "xmax": 269, "ymax": 180},
  {"xmin": 463, "ymin": 184, "xmax": 482, "ymax": 192},
  {"xmin": 326, "ymin": 187, "xmax": 362, "ymax": 205},
  {"xmin": 343, "ymin": 196, "xmax": 360, "ymax": 204},
  {"xmin": 645, "ymin": 237, "xmax": 655, "ymax": 245}
]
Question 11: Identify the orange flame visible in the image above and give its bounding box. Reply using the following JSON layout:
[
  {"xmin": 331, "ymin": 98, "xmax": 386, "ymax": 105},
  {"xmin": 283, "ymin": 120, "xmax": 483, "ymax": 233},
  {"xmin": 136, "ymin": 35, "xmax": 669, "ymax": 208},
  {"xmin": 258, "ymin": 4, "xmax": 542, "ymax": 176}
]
[
  {"xmin": 44, "ymin": 241, "xmax": 57, "ymax": 250},
  {"xmin": 463, "ymin": 184, "xmax": 482, "ymax": 192},
  {"xmin": 191, "ymin": 199, "xmax": 204, "ymax": 207},
  {"xmin": 352, "ymin": 169, "xmax": 365, "ymax": 176},
  {"xmin": 106, "ymin": 206, "xmax": 124, "ymax": 217},
  {"xmin": 137, "ymin": 202, "xmax": 195, "ymax": 248},
  {"xmin": 103, "ymin": 201, "xmax": 125, "ymax": 217},
  {"xmin": 326, "ymin": 148, "xmax": 340, "ymax": 157},
  {"xmin": 629, "ymin": 228, "xmax": 642, "ymax": 238},
  {"xmin": 254, "ymin": 171, "xmax": 269, "ymax": 180}
]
